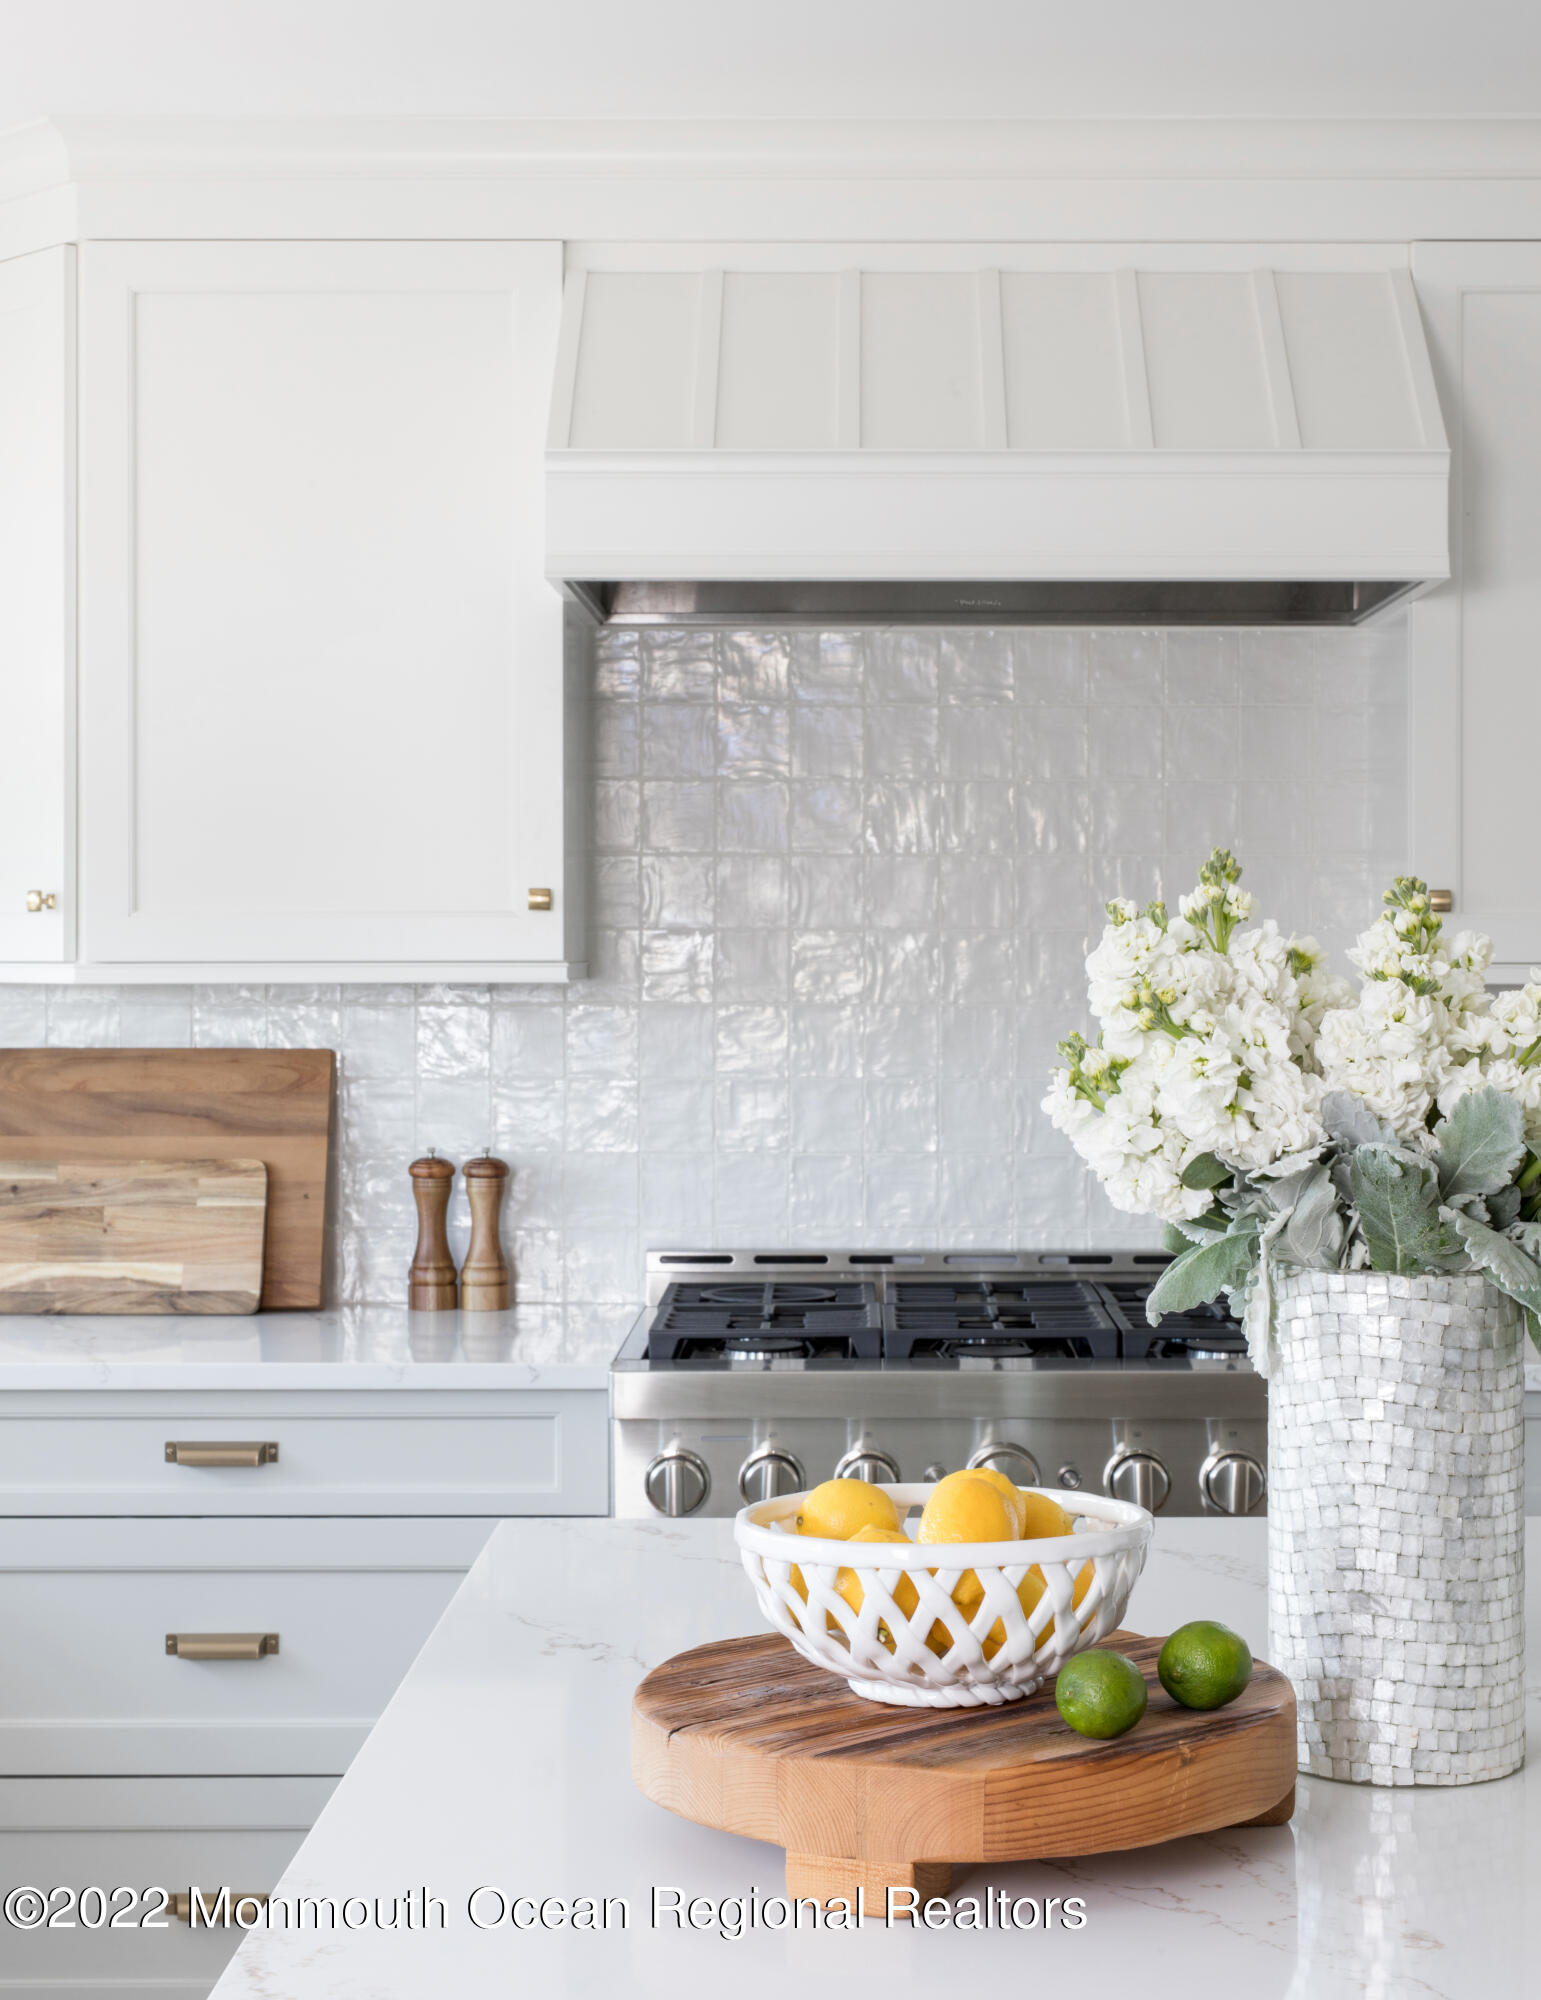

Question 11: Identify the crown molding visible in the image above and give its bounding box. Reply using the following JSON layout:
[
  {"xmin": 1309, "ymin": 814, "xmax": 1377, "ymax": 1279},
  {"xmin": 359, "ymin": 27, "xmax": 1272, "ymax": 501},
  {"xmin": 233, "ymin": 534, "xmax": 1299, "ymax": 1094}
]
[
  {"xmin": 8, "ymin": 115, "xmax": 1541, "ymax": 198},
  {"xmin": 9, "ymin": 116, "xmax": 1541, "ymax": 250}
]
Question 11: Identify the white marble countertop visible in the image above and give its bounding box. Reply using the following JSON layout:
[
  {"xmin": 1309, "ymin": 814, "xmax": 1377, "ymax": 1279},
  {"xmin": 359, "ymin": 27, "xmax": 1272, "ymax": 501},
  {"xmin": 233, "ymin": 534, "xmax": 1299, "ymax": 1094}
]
[
  {"xmin": 0, "ymin": 1304, "xmax": 634, "ymax": 1389},
  {"xmin": 213, "ymin": 1515, "xmax": 1539, "ymax": 1999}
]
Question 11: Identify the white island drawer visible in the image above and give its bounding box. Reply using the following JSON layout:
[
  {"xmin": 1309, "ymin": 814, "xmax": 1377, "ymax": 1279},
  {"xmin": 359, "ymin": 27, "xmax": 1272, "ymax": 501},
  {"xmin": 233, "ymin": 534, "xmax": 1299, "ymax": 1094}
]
[
  {"xmin": 0, "ymin": 1387, "xmax": 609, "ymax": 1516},
  {"xmin": 0, "ymin": 1518, "xmax": 486, "ymax": 1776},
  {"xmin": 0, "ymin": 1826, "xmax": 305, "ymax": 1996}
]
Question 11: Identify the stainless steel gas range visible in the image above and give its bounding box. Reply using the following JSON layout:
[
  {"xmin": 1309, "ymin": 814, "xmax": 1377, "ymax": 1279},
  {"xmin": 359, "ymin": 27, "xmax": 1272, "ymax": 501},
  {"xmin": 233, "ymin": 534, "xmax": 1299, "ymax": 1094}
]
[{"xmin": 610, "ymin": 1249, "xmax": 1267, "ymax": 1521}]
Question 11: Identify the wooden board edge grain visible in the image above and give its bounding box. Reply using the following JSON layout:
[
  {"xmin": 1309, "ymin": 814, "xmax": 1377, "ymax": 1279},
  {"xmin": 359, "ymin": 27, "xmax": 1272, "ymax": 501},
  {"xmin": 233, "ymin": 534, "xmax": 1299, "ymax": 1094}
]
[
  {"xmin": 978, "ymin": 1702, "xmax": 1297, "ymax": 1860},
  {"xmin": 632, "ymin": 1696, "xmax": 784, "ymax": 1845}
]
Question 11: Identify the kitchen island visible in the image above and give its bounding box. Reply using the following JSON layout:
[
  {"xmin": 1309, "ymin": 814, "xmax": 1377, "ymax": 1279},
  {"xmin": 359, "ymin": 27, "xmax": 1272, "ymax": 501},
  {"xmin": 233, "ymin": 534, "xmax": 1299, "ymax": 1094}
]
[{"xmin": 211, "ymin": 1516, "xmax": 1539, "ymax": 1999}]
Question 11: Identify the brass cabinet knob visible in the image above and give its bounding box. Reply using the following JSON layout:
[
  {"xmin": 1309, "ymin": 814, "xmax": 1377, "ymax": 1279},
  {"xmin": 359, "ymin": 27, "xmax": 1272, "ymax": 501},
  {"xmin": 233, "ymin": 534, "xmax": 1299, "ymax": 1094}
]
[
  {"xmin": 527, "ymin": 887, "xmax": 553, "ymax": 911},
  {"xmin": 1429, "ymin": 888, "xmax": 1454, "ymax": 913},
  {"xmin": 24, "ymin": 890, "xmax": 56, "ymax": 913},
  {"xmin": 165, "ymin": 1632, "xmax": 279, "ymax": 1660}
]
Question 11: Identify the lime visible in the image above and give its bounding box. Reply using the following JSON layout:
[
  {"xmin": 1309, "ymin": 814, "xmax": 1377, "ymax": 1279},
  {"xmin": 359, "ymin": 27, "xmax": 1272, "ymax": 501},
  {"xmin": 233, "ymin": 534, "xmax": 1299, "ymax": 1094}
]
[
  {"xmin": 1054, "ymin": 1648, "xmax": 1149, "ymax": 1739},
  {"xmin": 1157, "ymin": 1621, "xmax": 1253, "ymax": 1711}
]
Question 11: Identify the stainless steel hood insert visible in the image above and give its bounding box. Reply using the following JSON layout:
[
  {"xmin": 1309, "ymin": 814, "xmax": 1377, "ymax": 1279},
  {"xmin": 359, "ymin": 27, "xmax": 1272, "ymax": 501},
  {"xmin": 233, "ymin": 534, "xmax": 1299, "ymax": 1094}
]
[
  {"xmin": 546, "ymin": 262, "xmax": 1450, "ymax": 627},
  {"xmin": 577, "ymin": 578, "xmax": 1421, "ymax": 628}
]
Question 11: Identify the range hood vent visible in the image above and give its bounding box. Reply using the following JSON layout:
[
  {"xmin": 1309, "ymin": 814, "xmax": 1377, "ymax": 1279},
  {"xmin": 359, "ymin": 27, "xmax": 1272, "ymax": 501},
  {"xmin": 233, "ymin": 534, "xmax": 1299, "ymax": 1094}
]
[{"xmin": 547, "ymin": 262, "xmax": 1449, "ymax": 628}]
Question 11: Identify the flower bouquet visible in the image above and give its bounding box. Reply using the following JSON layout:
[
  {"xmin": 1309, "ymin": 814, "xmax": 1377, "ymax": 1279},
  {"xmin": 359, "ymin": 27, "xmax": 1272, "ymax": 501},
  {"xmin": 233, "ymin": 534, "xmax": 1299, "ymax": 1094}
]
[{"xmin": 1044, "ymin": 853, "xmax": 1535, "ymax": 1785}]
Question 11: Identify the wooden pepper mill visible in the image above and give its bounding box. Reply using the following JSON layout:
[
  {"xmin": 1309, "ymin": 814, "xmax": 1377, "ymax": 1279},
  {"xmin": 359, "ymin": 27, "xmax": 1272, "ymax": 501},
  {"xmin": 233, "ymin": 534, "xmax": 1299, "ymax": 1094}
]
[
  {"xmin": 408, "ymin": 1153, "xmax": 458, "ymax": 1311},
  {"xmin": 460, "ymin": 1154, "xmax": 510, "ymax": 1312}
]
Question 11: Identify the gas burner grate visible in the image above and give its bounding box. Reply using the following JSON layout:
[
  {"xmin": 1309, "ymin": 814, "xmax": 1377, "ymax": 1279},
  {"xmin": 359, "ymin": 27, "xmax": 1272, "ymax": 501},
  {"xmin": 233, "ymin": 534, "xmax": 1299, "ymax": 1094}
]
[
  {"xmin": 1100, "ymin": 1281, "xmax": 1249, "ymax": 1362},
  {"xmin": 882, "ymin": 1279, "xmax": 1120, "ymax": 1362},
  {"xmin": 645, "ymin": 1280, "xmax": 882, "ymax": 1362}
]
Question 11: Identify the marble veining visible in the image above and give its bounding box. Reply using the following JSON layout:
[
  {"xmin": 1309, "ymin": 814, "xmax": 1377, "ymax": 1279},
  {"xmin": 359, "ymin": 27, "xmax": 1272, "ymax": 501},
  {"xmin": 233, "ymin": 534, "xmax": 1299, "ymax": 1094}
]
[{"xmin": 211, "ymin": 1516, "xmax": 1538, "ymax": 2000}]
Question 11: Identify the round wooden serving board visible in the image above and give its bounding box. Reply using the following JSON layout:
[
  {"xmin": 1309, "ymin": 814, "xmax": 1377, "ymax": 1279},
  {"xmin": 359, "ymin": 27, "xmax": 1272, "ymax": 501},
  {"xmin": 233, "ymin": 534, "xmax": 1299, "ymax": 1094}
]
[{"xmin": 633, "ymin": 1630, "xmax": 1296, "ymax": 1910}]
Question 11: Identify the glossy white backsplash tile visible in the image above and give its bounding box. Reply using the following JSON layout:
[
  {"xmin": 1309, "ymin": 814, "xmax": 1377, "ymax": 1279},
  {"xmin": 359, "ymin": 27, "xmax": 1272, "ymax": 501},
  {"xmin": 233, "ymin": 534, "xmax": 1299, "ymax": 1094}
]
[{"xmin": 4, "ymin": 624, "xmax": 1407, "ymax": 1305}]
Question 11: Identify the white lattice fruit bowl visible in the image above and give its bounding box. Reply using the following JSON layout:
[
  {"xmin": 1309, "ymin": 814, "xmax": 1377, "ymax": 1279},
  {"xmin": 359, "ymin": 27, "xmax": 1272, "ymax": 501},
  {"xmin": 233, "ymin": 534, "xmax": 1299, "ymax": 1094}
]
[{"xmin": 736, "ymin": 1483, "xmax": 1154, "ymax": 1708}]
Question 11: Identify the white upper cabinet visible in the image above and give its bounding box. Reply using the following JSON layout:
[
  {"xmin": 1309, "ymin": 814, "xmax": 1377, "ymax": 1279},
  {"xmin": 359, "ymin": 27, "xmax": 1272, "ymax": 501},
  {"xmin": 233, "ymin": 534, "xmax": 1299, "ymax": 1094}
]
[
  {"xmin": 1409, "ymin": 245, "xmax": 1541, "ymax": 979},
  {"xmin": 0, "ymin": 247, "xmax": 73, "ymax": 965},
  {"xmin": 74, "ymin": 240, "xmax": 577, "ymax": 980}
]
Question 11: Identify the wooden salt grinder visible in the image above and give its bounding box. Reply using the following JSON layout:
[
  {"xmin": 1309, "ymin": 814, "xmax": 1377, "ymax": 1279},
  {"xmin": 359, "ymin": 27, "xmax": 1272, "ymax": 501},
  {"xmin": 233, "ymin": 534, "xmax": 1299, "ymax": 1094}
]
[
  {"xmin": 460, "ymin": 1155, "xmax": 510, "ymax": 1311},
  {"xmin": 408, "ymin": 1153, "xmax": 458, "ymax": 1311}
]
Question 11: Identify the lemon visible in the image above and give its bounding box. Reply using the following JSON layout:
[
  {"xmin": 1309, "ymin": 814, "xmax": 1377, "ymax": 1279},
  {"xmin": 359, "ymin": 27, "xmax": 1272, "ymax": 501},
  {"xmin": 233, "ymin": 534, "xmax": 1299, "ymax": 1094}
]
[
  {"xmin": 1055, "ymin": 1648, "xmax": 1149, "ymax": 1739},
  {"xmin": 1016, "ymin": 1489, "xmax": 1074, "ymax": 1539},
  {"xmin": 795, "ymin": 1478, "xmax": 900, "ymax": 1541},
  {"xmin": 965, "ymin": 1467, "xmax": 1028, "ymax": 1536},
  {"xmin": 1157, "ymin": 1621, "xmax": 1253, "ymax": 1711},
  {"xmin": 917, "ymin": 1471, "xmax": 1016, "ymax": 1545},
  {"xmin": 917, "ymin": 1474, "xmax": 1016, "ymax": 1656},
  {"xmin": 834, "ymin": 1525, "xmax": 918, "ymax": 1650}
]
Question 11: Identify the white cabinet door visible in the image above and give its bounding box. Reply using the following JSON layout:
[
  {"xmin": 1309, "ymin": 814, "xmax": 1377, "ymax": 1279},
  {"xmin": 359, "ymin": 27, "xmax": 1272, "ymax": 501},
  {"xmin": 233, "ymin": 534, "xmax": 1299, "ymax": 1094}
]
[
  {"xmin": 0, "ymin": 246, "xmax": 73, "ymax": 964},
  {"xmin": 1410, "ymin": 245, "xmax": 1541, "ymax": 979},
  {"xmin": 78, "ymin": 241, "xmax": 573, "ymax": 977}
]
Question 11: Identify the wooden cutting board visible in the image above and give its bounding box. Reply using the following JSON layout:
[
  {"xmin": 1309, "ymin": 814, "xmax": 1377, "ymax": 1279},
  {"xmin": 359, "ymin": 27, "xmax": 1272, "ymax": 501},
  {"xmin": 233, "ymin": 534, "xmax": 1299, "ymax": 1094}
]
[
  {"xmin": 634, "ymin": 1631, "xmax": 1296, "ymax": 1911},
  {"xmin": 0, "ymin": 1159, "xmax": 268, "ymax": 1314},
  {"xmin": 0, "ymin": 1051, "xmax": 334, "ymax": 1309}
]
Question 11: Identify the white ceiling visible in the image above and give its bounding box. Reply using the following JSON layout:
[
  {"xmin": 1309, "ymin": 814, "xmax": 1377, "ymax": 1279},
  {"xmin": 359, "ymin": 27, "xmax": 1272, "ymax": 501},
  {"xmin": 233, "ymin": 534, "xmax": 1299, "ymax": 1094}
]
[{"xmin": 1, "ymin": 0, "xmax": 1540, "ymax": 132}]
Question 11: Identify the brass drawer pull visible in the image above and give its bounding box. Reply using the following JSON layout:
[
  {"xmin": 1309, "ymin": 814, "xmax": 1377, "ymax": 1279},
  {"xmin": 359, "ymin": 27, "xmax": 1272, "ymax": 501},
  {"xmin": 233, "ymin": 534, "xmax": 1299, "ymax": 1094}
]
[
  {"xmin": 165, "ymin": 1441, "xmax": 279, "ymax": 1467},
  {"xmin": 165, "ymin": 1632, "xmax": 279, "ymax": 1660},
  {"xmin": 172, "ymin": 1889, "xmax": 271, "ymax": 1925}
]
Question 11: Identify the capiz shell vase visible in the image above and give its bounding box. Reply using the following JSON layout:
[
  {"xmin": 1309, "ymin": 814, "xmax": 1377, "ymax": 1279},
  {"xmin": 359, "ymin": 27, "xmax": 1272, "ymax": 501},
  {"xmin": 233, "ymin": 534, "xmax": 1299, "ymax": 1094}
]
[{"xmin": 1268, "ymin": 1269, "xmax": 1526, "ymax": 1786}]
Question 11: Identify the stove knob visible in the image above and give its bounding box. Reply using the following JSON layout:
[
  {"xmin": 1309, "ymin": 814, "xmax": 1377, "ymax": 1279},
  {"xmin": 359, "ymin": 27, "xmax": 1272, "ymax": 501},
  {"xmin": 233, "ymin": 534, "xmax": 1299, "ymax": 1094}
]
[
  {"xmin": 644, "ymin": 1448, "xmax": 711, "ymax": 1517},
  {"xmin": 1103, "ymin": 1448, "xmax": 1171, "ymax": 1514},
  {"xmin": 738, "ymin": 1447, "xmax": 804, "ymax": 1506},
  {"xmin": 968, "ymin": 1442, "xmax": 1042, "ymax": 1487},
  {"xmin": 1057, "ymin": 1465, "xmax": 1083, "ymax": 1490},
  {"xmin": 1201, "ymin": 1449, "xmax": 1266, "ymax": 1516},
  {"xmin": 834, "ymin": 1446, "xmax": 900, "ymax": 1485}
]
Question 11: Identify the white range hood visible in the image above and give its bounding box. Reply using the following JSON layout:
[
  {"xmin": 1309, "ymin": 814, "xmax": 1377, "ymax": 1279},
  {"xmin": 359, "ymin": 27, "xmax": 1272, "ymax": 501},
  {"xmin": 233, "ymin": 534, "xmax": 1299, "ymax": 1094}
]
[{"xmin": 546, "ymin": 260, "xmax": 1450, "ymax": 626}]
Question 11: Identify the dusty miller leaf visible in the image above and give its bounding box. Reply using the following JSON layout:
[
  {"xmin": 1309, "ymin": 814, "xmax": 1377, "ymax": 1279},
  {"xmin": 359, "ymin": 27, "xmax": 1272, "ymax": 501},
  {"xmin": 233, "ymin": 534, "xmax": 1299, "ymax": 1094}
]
[
  {"xmin": 1433, "ymin": 1088, "xmax": 1527, "ymax": 1206},
  {"xmin": 1350, "ymin": 1146, "xmax": 1455, "ymax": 1275},
  {"xmin": 1146, "ymin": 1220, "xmax": 1260, "ymax": 1325},
  {"xmin": 1489, "ymin": 1185, "xmax": 1523, "ymax": 1229},
  {"xmin": 1277, "ymin": 1163, "xmax": 1345, "ymax": 1268},
  {"xmin": 1322, "ymin": 1091, "xmax": 1399, "ymax": 1152},
  {"xmin": 1450, "ymin": 1211, "xmax": 1541, "ymax": 1317}
]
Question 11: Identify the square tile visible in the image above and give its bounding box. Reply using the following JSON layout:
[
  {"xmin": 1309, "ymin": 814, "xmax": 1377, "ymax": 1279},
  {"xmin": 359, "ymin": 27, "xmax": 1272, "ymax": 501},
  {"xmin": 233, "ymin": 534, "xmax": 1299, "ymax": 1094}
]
[
  {"xmin": 716, "ymin": 929, "xmax": 789, "ymax": 1002},
  {"xmin": 866, "ymin": 704, "xmax": 938, "ymax": 778},
  {"xmin": 789, "ymin": 853, "xmax": 863, "ymax": 926},
  {"xmin": 717, "ymin": 778, "xmax": 790, "ymax": 851},
  {"xmin": 718, "ymin": 702, "xmax": 791, "ymax": 777},
  {"xmin": 863, "ymin": 781, "xmax": 940, "ymax": 855},
  {"xmin": 641, "ymin": 781, "xmax": 716, "ymax": 852},
  {"xmin": 715, "ymin": 1078, "xmax": 790, "ymax": 1151},
  {"xmin": 715, "ymin": 855, "xmax": 788, "ymax": 928},
  {"xmin": 941, "ymin": 704, "xmax": 1016, "ymax": 780},
  {"xmin": 792, "ymin": 704, "xmax": 864, "ymax": 778},
  {"xmin": 715, "ymin": 1004, "xmax": 789, "ymax": 1076},
  {"xmin": 792, "ymin": 930, "xmax": 867, "ymax": 1004},
  {"xmin": 642, "ymin": 630, "xmax": 716, "ymax": 701},
  {"xmin": 792, "ymin": 1077, "xmax": 864, "ymax": 1152},
  {"xmin": 640, "ymin": 931, "xmax": 714, "ymax": 1003},
  {"xmin": 719, "ymin": 632, "xmax": 791, "ymax": 700},
  {"xmin": 640, "ymin": 1003, "xmax": 715, "ymax": 1079},
  {"xmin": 1013, "ymin": 629, "xmax": 1086, "ymax": 704},
  {"xmin": 939, "ymin": 631, "xmax": 1014, "ymax": 701},
  {"xmin": 866, "ymin": 632, "xmax": 938, "ymax": 702},
  {"xmin": 790, "ymin": 630, "xmax": 864, "ymax": 703},
  {"xmin": 641, "ymin": 703, "xmax": 717, "ymax": 778},
  {"xmin": 791, "ymin": 780, "xmax": 864, "ymax": 853},
  {"xmin": 641, "ymin": 854, "xmax": 715, "ymax": 928}
]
